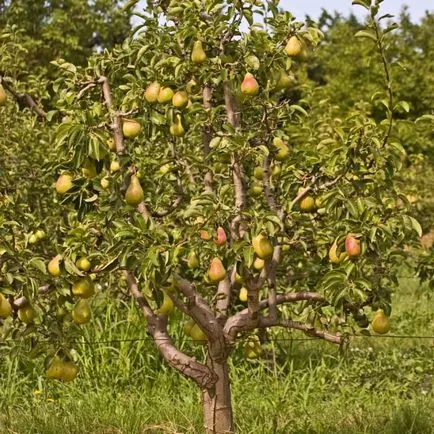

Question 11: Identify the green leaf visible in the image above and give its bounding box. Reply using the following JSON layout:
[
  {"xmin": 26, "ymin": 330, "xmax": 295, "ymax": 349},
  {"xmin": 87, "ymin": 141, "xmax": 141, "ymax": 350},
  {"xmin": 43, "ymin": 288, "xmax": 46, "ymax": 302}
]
[
  {"xmin": 409, "ymin": 217, "xmax": 422, "ymax": 237},
  {"xmin": 354, "ymin": 30, "xmax": 377, "ymax": 42}
]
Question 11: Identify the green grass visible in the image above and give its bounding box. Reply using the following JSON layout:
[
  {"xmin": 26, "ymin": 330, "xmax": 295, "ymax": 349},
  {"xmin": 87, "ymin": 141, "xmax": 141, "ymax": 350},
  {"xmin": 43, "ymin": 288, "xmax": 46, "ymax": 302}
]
[{"xmin": 1, "ymin": 278, "xmax": 433, "ymax": 434}]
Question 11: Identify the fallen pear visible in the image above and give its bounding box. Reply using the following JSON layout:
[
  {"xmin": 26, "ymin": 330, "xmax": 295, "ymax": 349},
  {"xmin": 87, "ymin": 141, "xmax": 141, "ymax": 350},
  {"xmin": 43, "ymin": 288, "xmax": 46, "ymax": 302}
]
[
  {"xmin": 18, "ymin": 305, "xmax": 36, "ymax": 324},
  {"xmin": 157, "ymin": 87, "xmax": 174, "ymax": 104},
  {"xmin": 76, "ymin": 256, "xmax": 91, "ymax": 272},
  {"xmin": 48, "ymin": 255, "xmax": 62, "ymax": 277},
  {"xmin": 239, "ymin": 287, "xmax": 248, "ymax": 302},
  {"xmin": 328, "ymin": 238, "xmax": 346, "ymax": 264},
  {"xmin": 191, "ymin": 40, "xmax": 207, "ymax": 64},
  {"xmin": 285, "ymin": 36, "xmax": 303, "ymax": 57},
  {"xmin": 144, "ymin": 81, "xmax": 161, "ymax": 103},
  {"xmin": 46, "ymin": 356, "xmax": 64, "ymax": 380},
  {"xmin": 125, "ymin": 175, "xmax": 144, "ymax": 206},
  {"xmin": 190, "ymin": 323, "xmax": 207, "ymax": 344},
  {"xmin": 169, "ymin": 114, "xmax": 185, "ymax": 137},
  {"xmin": 345, "ymin": 234, "xmax": 361, "ymax": 258},
  {"xmin": 72, "ymin": 299, "xmax": 91, "ymax": 325},
  {"xmin": 208, "ymin": 258, "xmax": 226, "ymax": 283},
  {"xmin": 371, "ymin": 309, "xmax": 390, "ymax": 334},
  {"xmin": 157, "ymin": 290, "xmax": 174, "ymax": 316},
  {"xmin": 187, "ymin": 251, "xmax": 199, "ymax": 269},
  {"xmin": 273, "ymin": 137, "xmax": 289, "ymax": 161},
  {"xmin": 214, "ymin": 227, "xmax": 227, "ymax": 246},
  {"xmin": 71, "ymin": 277, "xmax": 95, "ymax": 298},
  {"xmin": 55, "ymin": 174, "xmax": 73, "ymax": 194},
  {"xmin": 82, "ymin": 159, "xmax": 97, "ymax": 178},
  {"xmin": 172, "ymin": 91, "xmax": 189, "ymax": 108},
  {"xmin": 60, "ymin": 360, "xmax": 78, "ymax": 382},
  {"xmin": 252, "ymin": 233, "xmax": 273, "ymax": 259},
  {"xmin": 0, "ymin": 84, "xmax": 7, "ymax": 105},
  {"xmin": 0, "ymin": 293, "xmax": 12, "ymax": 319},
  {"xmin": 241, "ymin": 73, "xmax": 259, "ymax": 96},
  {"xmin": 243, "ymin": 339, "xmax": 262, "ymax": 359},
  {"xmin": 122, "ymin": 119, "xmax": 142, "ymax": 138},
  {"xmin": 183, "ymin": 319, "xmax": 195, "ymax": 335}
]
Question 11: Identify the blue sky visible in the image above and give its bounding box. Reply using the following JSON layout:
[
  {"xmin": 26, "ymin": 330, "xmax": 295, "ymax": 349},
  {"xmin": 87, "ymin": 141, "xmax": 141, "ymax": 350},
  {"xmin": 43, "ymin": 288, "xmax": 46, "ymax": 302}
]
[{"xmin": 135, "ymin": 1, "xmax": 432, "ymax": 22}]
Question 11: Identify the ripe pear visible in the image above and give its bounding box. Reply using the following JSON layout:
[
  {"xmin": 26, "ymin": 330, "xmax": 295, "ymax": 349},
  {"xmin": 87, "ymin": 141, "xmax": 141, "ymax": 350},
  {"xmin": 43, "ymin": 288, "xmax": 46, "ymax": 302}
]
[
  {"xmin": 187, "ymin": 251, "xmax": 199, "ymax": 269},
  {"xmin": 208, "ymin": 258, "xmax": 226, "ymax": 283},
  {"xmin": 251, "ymin": 184, "xmax": 263, "ymax": 196},
  {"xmin": 275, "ymin": 71, "xmax": 295, "ymax": 91},
  {"xmin": 328, "ymin": 238, "xmax": 346, "ymax": 264},
  {"xmin": 345, "ymin": 234, "xmax": 361, "ymax": 258},
  {"xmin": 214, "ymin": 227, "xmax": 227, "ymax": 246},
  {"xmin": 76, "ymin": 256, "xmax": 91, "ymax": 272},
  {"xmin": 199, "ymin": 230, "xmax": 211, "ymax": 241},
  {"xmin": 82, "ymin": 159, "xmax": 97, "ymax": 178},
  {"xmin": 172, "ymin": 91, "xmax": 189, "ymax": 108},
  {"xmin": 253, "ymin": 166, "xmax": 264, "ymax": 180},
  {"xmin": 35, "ymin": 230, "xmax": 46, "ymax": 240},
  {"xmin": 239, "ymin": 287, "xmax": 248, "ymax": 302},
  {"xmin": 28, "ymin": 234, "xmax": 39, "ymax": 244},
  {"xmin": 144, "ymin": 81, "xmax": 161, "ymax": 103},
  {"xmin": 60, "ymin": 360, "xmax": 78, "ymax": 382},
  {"xmin": 190, "ymin": 323, "xmax": 207, "ymax": 344},
  {"xmin": 71, "ymin": 277, "xmax": 95, "ymax": 298},
  {"xmin": 18, "ymin": 305, "xmax": 36, "ymax": 324},
  {"xmin": 122, "ymin": 119, "xmax": 142, "ymax": 138},
  {"xmin": 252, "ymin": 233, "xmax": 273, "ymax": 259},
  {"xmin": 273, "ymin": 137, "xmax": 289, "ymax": 161},
  {"xmin": 48, "ymin": 255, "xmax": 62, "ymax": 277},
  {"xmin": 241, "ymin": 73, "xmax": 259, "ymax": 96},
  {"xmin": 371, "ymin": 309, "xmax": 390, "ymax": 334},
  {"xmin": 101, "ymin": 177, "xmax": 110, "ymax": 189},
  {"xmin": 0, "ymin": 293, "xmax": 12, "ymax": 319},
  {"xmin": 285, "ymin": 36, "xmax": 303, "ymax": 57},
  {"xmin": 191, "ymin": 40, "xmax": 207, "ymax": 64},
  {"xmin": 110, "ymin": 160, "xmax": 120, "ymax": 173},
  {"xmin": 157, "ymin": 290, "xmax": 174, "ymax": 316},
  {"xmin": 254, "ymin": 257, "xmax": 265, "ymax": 271},
  {"xmin": 157, "ymin": 87, "xmax": 174, "ymax": 104},
  {"xmin": 106, "ymin": 138, "xmax": 116, "ymax": 151},
  {"xmin": 0, "ymin": 84, "xmax": 7, "ymax": 105},
  {"xmin": 46, "ymin": 356, "xmax": 64, "ymax": 380},
  {"xmin": 125, "ymin": 175, "xmax": 144, "ymax": 206},
  {"xmin": 300, "ymin": 196, "xmax": 316, "ymax": 212},
  {"xmin": 72, "ymin": 299, "xmax": 91, "ymax": 325},
  {"xmin": 55, "ymin": 174, "xmax": 73, "ymax": 194},
  {"xmin": 169, "ymin": 114, "xmax": 185, "ymax": 137}
]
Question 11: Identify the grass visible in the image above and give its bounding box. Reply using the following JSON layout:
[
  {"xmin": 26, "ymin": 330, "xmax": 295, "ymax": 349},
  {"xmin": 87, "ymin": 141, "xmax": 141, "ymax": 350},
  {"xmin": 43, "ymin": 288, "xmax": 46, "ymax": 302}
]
[{"xmin": 1, "ymin": 277, "xmax": 433, "ymax": 434}]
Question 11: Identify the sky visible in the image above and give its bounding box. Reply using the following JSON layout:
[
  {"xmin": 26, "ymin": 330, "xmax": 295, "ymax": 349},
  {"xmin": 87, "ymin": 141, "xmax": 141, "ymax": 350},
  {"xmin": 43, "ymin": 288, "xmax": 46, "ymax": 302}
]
[{"xmin": 135, "ymin": 1, "xmax": 432, "ymax": 22}]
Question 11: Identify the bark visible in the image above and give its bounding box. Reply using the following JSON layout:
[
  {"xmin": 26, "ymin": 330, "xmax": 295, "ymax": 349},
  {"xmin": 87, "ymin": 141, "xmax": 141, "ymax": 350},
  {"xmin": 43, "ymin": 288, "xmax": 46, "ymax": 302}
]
[{"xmin": 202, "ymin": 353, "xmax": 234, "ymax": 434}]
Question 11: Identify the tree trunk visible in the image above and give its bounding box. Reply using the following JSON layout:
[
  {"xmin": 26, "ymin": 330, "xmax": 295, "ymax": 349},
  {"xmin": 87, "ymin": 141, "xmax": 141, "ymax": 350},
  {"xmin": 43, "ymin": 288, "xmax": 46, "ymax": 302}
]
[{"xmin": 202, "ymin": 354, "xmax": 234, "ymax": 434}]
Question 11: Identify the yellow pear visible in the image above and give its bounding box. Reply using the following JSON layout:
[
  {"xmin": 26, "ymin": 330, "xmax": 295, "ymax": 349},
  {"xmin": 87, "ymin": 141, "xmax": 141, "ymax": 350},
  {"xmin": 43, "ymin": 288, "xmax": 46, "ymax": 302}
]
[
  {"xmin": 208, "ymin": 258, "xmax": 226, "ymax": 283},
  {"xmin": 46, "ymin": 356, "xmax": 64, "ymax": 380},
  {"xmin": 157, "ymin": 87, "xmax": 174, "ymax": 104},
  {"xmin": 55, "ymin": 174, "xmax": 73, "ymax": 194},
  {"xmin": 172, "ymin": 91, "xmax": 189, "ymax": 108},
  {"xmin": 371, "ymin": 309, "xmax": 390, "ymax": 334},
  {"xmin": 273, "ymin": 137, "xmax": 289, "ymax": 161},
  {"xmin": 35, "ymin": 230, "xmax": 46, "ymax": 240},
  {"xmin": 18, "ymin": 306, "xmax": 36, "ymax": 324},
  {"xmin": 328, "ymin": 238, "xmax": 346, "ymax": 264},
  {"xmin": 275, "ymin": 71, "xmax": 295, "ymax": 91},
  {"xmin": 60, "ymin": 360, "xmax": 78, "ymax": 382},
  {"xmin": 0, "ymin": 84, "xmax": 7, "ymax": 105},
  {"xmin": 251, "ymin": 184, "xmax": 262, "ymax": 196},
  {"xmin": 187, "ymin": 251, "xmax": 199, "ymax": 269},
  {"xmin": 253, "ymin": 257, "xmax": 265, "ymax": 271},
  {"xmin": 106, "ymin": 138, "xmax": 116, "ymax": 151},
  {"xmin": 0, "ymin": 293, "xmax": 12, "ymax": 319},
  {"xmin": 71, "ymin": 277, "xmax": 95, "ymax": 298},
  {"xmin": 82, "ymin": 159, "xmax": 97, "ymax": 178},
  {"xmin": 28, "ymin": 234, "xmax": 39, "ymax": 244},
  {"xmin": 125, "ymin": 175, "xmax": 144, "ymax": 206},
  {"xmin": 191, "ymin": 40, "xmax": 207, "ymax": 64},
  {"xmin": 299, "ymin": 196, "xmax": 316, "ymax": 212},
  {"xmin": 285, "ymin": 36, "xmax": 303, "ymax": 57},
  {"xmin": 241, "ymin": 73, "xmax": 259, "ymax": 96},
  {"xmin": 144, "ymin": 81, "xmax": 161, "ymax": 103},
  {"xmin": 183, "ymin": 319, "xmax": 195, "ymax": 335},
  {"xmin": 169, "ymin": 114, "xmax": 186, "ymax": 137},
  {"xmin": 76, "ymin": 256, "xmax": 91, "ymax": 272},
  {"xmin": 253, "ymin": 166, "xmax": 264, "ymax": 180},
  {"xmin": 190, "ymin": 323, "xmax": 207, "ymax": 344},
  {"xmin": 122, "ymin": 119, "xmax": 142, "ymax": 138},
  {"xmin": 101, "ymin": 177, "xmax": 110, "ymax": 189},
  {"xmin": 110, "ymin": 160, "xmax": 120, "ymax": 173},
  {"xmin": 252, "ymin": 233, "xmax": 273, "ymax": 259},
  {"xmin": 157, "ymin": 290, "xmax": 174, "ymax": 316},
  {"xmin": 72, "ymin": 299, "xmax": 91, "ymax": 325},
  {"xmin": 48, "ymin": 255, "xmax": 62, "ymax": 277},
  {"xmin": 239, "ymin": 287, "xmax": 248, "ymax": 302}
]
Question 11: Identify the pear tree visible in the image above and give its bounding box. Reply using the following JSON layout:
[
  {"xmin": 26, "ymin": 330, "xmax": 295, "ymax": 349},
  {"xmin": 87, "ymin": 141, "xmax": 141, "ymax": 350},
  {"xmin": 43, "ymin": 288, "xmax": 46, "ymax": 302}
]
[{"xmin": 0, "ymin": 1, "xmax": 422, "ymax": 433}]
